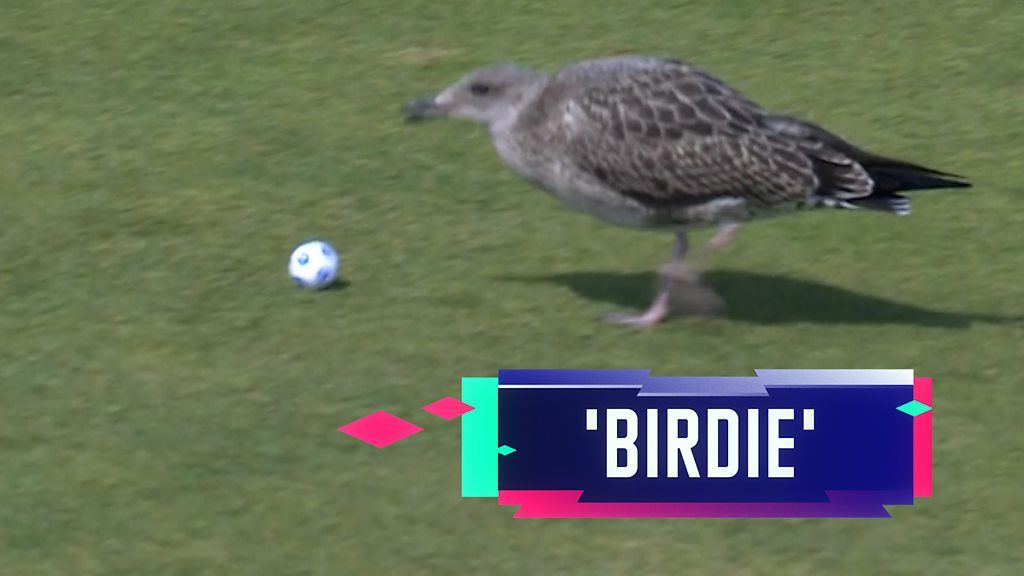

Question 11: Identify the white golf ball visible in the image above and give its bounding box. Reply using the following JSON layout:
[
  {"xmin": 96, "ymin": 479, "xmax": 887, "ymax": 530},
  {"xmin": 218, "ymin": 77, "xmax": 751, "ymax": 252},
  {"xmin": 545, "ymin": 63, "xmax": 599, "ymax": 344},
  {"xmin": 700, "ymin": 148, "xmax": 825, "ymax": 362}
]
[{"xmin": 288, "ymin": 240, "xmax": 340, "ymax": 290}]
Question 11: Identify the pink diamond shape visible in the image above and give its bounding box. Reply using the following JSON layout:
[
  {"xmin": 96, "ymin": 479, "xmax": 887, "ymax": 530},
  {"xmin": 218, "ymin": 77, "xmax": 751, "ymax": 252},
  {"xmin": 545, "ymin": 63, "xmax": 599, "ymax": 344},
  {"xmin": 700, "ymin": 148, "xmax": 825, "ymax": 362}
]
[
  {"xmin": 422, "ymin": 396, "xmax": 474, "ymax": 420},
  {"xmin": 338, "ymin": 411, "xmax": 423, "ymax": 448}
]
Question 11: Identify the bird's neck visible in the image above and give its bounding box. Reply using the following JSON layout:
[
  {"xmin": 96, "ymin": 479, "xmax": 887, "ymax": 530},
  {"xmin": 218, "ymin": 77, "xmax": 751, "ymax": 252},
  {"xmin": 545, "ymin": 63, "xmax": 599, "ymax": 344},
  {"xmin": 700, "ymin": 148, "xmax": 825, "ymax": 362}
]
[{"xmin": 488, "ymin": 78, "xmax": 549, "ymax": 138}]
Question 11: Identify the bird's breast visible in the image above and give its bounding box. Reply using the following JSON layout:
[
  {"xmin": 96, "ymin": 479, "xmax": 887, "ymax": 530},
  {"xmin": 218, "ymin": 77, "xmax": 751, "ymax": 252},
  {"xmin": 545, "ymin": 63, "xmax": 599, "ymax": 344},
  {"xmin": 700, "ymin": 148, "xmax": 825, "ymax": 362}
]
[{"xmin": 490, "ymin": 131, "xmax": 661, "ymax": 229}]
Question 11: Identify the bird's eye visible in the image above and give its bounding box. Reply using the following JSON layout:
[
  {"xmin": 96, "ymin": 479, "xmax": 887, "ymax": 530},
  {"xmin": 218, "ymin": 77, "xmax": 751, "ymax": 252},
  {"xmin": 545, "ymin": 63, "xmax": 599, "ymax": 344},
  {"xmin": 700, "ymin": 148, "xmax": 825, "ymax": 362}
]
[{"xmin": 469, "ymin": 83, "xmax": 491, "ymax": 96}]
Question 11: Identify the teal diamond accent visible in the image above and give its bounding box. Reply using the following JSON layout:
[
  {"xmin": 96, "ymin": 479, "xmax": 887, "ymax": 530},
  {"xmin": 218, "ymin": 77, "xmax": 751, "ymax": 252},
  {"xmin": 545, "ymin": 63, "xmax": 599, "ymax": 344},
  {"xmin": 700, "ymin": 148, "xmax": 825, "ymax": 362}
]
[
  {"xmin": 497, "ymin": 445, "xmax": 517, "ymax": 456},
  {"xmin": 896, "ymin": 400, "xmax": 932, "ymax": 417}
]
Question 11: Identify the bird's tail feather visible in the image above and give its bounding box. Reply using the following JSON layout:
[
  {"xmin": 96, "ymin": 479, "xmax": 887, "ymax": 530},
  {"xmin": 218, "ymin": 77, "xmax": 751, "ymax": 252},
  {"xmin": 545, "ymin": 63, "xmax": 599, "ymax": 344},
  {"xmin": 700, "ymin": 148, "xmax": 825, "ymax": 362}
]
[
  {"xmin": 848, "ymin": 158, "xmax": 970, "ymax": 215},
  {"xmin": 762, "ymin": 114, "xmax": 971, "ymax": 215},
  {"xmin": 861, "ymin": 159, "xmax": 971, "ymax": 194}
]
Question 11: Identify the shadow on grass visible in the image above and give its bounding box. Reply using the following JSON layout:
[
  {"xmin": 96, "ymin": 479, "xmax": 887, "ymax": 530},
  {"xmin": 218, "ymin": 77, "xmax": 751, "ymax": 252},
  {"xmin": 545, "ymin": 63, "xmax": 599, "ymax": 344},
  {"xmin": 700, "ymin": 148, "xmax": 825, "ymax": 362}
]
[{"xmin": 505, "ymin": 270, "xmax": 1020, "ymax": 328}]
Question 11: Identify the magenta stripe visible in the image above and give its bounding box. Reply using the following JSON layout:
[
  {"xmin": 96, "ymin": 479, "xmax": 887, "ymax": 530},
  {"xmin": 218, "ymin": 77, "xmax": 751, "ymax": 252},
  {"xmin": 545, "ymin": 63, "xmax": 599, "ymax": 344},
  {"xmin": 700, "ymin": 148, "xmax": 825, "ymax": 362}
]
[
  {"xmin": 913, "ymin": 377, "xmax": 933, "ymax": 498},
  {"xmin": 498, "ymin": 490, "xmax": 892, "ymax": 518}
]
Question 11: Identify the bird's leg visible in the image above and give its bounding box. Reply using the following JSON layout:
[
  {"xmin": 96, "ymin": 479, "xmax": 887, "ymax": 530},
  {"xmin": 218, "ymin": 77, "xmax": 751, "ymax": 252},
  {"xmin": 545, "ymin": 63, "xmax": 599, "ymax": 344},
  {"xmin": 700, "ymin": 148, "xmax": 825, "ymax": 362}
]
[
  {"xmin": 694, "ymin": 222, "xmax": 741, "ymax": 272},
  {"xmin": 603, "ymin": 232, "xmax": 690, "ymax": 328}
]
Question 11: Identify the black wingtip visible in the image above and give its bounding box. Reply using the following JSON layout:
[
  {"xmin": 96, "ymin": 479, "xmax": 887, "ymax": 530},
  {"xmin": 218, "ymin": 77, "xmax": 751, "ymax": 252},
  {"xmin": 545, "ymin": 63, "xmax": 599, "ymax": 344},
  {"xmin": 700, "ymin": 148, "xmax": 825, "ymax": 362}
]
[{"xmin": 868, "ymin": 165, "xmax": 972, "ymax": 193}]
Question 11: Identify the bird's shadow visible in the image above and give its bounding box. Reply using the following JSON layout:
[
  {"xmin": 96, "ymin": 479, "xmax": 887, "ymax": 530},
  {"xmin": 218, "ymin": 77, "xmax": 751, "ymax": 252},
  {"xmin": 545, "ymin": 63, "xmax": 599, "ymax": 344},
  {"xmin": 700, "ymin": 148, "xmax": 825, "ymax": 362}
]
[{"xmin": 504, "ymin": 270, "xmax": 1019, "ymax": 328}]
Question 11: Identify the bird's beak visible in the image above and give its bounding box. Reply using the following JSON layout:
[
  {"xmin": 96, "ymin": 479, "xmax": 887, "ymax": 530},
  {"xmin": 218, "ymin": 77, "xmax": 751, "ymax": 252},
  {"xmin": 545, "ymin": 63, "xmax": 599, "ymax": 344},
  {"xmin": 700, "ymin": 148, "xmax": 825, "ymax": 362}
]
[{"xmin": 402, "ymin": 95, "xmax": 444, "ymax": 123}]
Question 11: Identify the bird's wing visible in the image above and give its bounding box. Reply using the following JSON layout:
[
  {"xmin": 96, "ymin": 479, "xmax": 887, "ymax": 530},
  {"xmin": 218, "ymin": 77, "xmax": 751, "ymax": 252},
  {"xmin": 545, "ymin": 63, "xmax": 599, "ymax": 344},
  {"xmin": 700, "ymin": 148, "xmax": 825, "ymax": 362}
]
[{"xmin": 555, "ymin": 59, "xmax": 871, "ymax": 207}]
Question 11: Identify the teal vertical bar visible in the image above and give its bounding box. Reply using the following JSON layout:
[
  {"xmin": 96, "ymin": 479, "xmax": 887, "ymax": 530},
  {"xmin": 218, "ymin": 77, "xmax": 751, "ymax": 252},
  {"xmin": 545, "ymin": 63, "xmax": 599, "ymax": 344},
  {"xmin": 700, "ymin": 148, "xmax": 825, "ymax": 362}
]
[{"xmin": 461, "ymin": 377, "xmax": 498, "ymax": 497}]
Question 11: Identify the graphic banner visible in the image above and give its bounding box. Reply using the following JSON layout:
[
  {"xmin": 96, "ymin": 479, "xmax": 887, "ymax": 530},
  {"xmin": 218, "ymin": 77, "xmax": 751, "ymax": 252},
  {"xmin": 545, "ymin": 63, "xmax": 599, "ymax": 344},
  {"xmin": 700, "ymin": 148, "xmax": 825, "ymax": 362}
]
[{"xmin": 461, "ymin": 370, "xmax": 932, "ymax": 518}]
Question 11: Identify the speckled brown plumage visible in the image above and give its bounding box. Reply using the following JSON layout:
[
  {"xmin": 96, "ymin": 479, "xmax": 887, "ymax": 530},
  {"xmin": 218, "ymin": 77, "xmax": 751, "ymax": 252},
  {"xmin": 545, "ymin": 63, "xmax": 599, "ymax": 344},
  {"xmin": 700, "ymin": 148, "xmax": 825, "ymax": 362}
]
[
  {"xmin": 525, "ymin": 57, "xmax": 967, "ymax": 224},
  {"xmin": 403, "ymin": 55, "xmax": 971, "ymax": 326}
]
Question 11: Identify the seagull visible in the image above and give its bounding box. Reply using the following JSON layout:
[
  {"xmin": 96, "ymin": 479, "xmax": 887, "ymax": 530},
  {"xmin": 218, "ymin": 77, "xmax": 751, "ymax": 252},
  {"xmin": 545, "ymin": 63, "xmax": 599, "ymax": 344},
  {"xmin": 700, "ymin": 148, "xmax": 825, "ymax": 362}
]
[{"xmin": 403, "ymin": 56, "xmax": 970, "ymax": 327}]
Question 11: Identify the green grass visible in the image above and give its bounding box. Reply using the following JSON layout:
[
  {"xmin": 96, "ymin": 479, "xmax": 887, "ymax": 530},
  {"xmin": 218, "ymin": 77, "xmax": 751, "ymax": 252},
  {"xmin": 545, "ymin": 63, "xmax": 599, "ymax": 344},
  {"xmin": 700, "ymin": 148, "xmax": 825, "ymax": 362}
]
[{"xmin": 3, "ymin": 1, "xmax": 1023, "ymax": 574}]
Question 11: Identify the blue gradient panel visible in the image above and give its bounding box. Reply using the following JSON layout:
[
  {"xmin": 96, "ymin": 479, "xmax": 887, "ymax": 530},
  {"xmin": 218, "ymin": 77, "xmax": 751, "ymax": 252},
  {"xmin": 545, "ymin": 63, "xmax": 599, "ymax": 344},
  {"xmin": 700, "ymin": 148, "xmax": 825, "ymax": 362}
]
[{"xmin": 496, "ymin": 370, "xmax": 916, "ymax": 506}]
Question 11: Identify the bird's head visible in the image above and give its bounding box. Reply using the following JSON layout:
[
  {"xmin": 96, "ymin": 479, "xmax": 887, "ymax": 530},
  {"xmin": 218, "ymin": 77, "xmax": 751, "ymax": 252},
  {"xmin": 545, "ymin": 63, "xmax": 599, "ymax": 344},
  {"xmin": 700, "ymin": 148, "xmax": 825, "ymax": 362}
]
[{"xmin": 403, "ymin": 63, "xmax": 547, "ymax": 128}]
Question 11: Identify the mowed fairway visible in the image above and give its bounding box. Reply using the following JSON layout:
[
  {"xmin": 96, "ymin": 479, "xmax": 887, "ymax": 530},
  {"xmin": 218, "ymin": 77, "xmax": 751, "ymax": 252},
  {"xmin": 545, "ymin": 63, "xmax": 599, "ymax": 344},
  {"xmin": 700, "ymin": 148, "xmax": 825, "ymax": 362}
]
[{"xmin": 2, "ymin": 1, "xmax": 1023, "ymax": 574}]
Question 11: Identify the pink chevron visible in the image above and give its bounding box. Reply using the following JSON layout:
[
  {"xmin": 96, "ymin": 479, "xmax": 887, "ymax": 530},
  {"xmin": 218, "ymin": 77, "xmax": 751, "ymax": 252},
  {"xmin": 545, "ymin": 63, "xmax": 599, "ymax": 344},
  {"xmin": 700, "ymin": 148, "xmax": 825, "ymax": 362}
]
[
  {"xmin": 497, "ymin": 490, "xmax": 890, "ymax": 518},
  {"xmin": 913, "ymin": 377, "xmax": 933, "ymax": 498}
]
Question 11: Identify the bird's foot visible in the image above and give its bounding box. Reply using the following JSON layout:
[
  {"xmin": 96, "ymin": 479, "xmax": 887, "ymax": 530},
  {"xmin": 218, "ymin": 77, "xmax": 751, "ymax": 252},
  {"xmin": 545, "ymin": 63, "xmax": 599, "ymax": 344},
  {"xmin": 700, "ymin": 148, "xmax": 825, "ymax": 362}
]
[
  {"xmin": 602, "ymin": 288, "xmax": 671, "ymax": 329},
  {"xmin": 601, "ymin": 310, "xmax": 668, "ymax": 329},
  {"xmin": 669, "ymin": 282, "xmax": 726, "ymax": 317},
  {"xmin": 600, "ymin": 263, "xmax": 725, "ymax": 328},
  {"xmin": 654, "ymin": 264, "xmax": 724, "ymax": 316}
]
